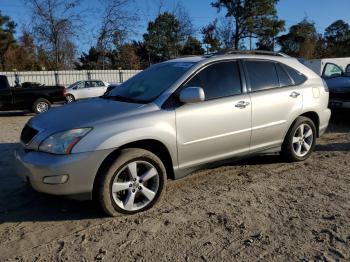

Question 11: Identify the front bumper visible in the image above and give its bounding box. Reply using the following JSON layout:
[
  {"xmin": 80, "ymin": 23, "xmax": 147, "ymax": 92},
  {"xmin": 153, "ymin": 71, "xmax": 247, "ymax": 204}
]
[{"xmin": 15, "ymin": 147, "xmax": 114, "ymax": 199}]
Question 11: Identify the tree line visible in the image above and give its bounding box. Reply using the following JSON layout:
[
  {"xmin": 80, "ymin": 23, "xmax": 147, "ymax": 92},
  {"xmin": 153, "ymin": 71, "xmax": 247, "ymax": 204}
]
[{"xmin": 1, "ymin": 0, "xmax": 350, "ymax": 71}]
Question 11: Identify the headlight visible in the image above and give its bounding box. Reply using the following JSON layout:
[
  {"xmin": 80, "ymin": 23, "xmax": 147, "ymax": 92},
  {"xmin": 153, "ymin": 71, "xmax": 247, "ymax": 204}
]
[{"xmin": 39, "ymin": 128, "xmax": 92, "ymax": 154}]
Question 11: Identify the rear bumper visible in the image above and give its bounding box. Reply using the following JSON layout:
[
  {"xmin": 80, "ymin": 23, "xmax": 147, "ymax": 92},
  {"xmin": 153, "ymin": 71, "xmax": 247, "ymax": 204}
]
[
  {"xmin": 319, "ymin": 108, "xmax": 331, "ymax": 136},
  {"xmin": 15, "ymin": 147, "xmax": 114, "ymax": 199}
]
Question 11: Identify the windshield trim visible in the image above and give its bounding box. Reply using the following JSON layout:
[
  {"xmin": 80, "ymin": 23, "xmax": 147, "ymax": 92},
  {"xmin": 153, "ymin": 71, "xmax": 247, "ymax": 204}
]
[{"xmin": 105, "ymin": 61, "xmax": 196, "ymax": 103}]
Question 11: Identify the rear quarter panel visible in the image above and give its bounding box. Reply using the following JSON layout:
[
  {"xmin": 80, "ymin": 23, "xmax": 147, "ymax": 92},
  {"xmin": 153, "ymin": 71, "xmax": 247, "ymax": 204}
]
[{"xmin": 281, "ymin": 60, "xmax": 330, "ymax": 133}]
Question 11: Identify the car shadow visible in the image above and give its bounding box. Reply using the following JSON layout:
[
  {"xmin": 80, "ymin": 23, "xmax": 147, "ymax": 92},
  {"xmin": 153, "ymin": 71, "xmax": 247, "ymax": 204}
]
[
  {"xmin": 316, "ymin": 142, "xmax": 350, "ymax": 152},
  {"xmin": 328, "ymin": 110, "xmax": 350, "ymax": 133},
  {"xmin": 0, "ymin": 143, "xmax": 104, "ymax": 223},
  {"xmin": 0, "ymin": 111, "xmax": 33, "ymax": 117}
]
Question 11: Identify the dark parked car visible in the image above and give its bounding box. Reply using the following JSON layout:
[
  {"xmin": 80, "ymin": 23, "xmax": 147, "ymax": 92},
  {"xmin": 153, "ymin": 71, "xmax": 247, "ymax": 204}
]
[
  {"xmin": 322, "ymin": 63, "xmax": 350, "ymax": 109},
  {"xmin": 0, "ymin": 75, "xmax": 67, "ymax": 114}
]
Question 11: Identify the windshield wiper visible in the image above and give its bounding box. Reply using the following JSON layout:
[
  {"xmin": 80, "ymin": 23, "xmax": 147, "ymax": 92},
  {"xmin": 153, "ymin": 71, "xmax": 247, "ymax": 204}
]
[{"xmin": 101, "ymin": 94, "xmax": 149, "ymax": 104}]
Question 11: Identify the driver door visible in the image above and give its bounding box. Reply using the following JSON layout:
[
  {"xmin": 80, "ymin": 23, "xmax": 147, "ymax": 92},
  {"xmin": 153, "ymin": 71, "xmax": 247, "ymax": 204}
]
[
  {"xmin": 175, "ymin": 61, "xmax": 251, "ymax": 170},
  {"xmin": 77, "ymin": 81, "xmax": 94, "ymax": 99}
]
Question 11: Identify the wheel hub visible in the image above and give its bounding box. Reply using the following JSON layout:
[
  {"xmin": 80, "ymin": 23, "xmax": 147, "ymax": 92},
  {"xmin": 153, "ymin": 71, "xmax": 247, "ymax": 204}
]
[{"xmin": 132, "ymin": 181, "xmax": 140, "ymax": 190}]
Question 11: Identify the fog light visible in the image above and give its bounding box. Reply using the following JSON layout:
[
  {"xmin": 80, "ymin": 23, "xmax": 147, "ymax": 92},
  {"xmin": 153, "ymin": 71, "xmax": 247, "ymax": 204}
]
[{"xmin": 43, "ymin": 174, "xmax": 69, "ymax": 184}]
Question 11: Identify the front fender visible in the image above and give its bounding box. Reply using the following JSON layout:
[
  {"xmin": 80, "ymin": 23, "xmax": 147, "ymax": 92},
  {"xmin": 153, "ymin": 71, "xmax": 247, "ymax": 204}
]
[{"xmin": 72, "ymin": 109, "xmax": 178, "ymax": 166}]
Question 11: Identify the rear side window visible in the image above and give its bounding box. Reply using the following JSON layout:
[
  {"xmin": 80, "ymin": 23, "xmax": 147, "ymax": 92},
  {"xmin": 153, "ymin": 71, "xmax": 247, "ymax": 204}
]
[
  {"xmin": 184, "ymin": 61, "xmax": 242, "ymax": 100},
  {"xmin": 276, "ymin": 63, "xmax": 293, "ymax": 87},
  {"xmin": 281, "ymin": 64, "xmax": 307, "ymax": 85},
  {"xmin": 245, "ymin": 60, "xmax": 279, "ymax": 92}
]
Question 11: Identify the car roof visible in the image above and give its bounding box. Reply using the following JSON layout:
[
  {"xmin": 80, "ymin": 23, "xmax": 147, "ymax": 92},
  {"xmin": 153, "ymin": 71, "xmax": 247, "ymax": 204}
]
[
  {"xmin": 165, "ymin": 51, "xmax": 320, "ymax": 80},
  {"xmin": 167, "ymin": 50, "xmax": 292, "ymax": 63}
]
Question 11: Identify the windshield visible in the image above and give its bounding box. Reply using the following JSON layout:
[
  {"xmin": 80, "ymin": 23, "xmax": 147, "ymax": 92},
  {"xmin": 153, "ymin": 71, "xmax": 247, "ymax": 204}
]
[
  {"xmin": 106, "ymin": 62, "xmax": 195, "ymax": 103},
  {"xmin": 68, "ymin": 81, "xmax": 81, "ymax": 89}
]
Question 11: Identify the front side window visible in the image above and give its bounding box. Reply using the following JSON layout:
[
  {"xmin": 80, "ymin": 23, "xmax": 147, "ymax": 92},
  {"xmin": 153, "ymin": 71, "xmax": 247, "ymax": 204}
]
[
  {"xmin": 85, "ymin": 81, "xmax": 93, "ymax": 88},
  {"xmin": 184, "ymin": 61, "xmax": 242, "ymax": 100},
  {"xmin": 107, "ymin": 62, "xmax": 195, "ymax": 103},
  {"xmin": 323, "ymin": 63, "xmax": 343, "ymax": 78},
  {"xmin": 245, "ymin": 60, "xmax": 279, "ymax": 92},
  {"xmin": 76, "ymin": 81, "xmax": 85, "ymax": 89}
]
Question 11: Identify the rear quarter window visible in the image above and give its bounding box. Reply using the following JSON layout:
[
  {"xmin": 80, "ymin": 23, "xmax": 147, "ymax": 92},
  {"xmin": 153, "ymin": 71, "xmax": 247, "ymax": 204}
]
[
  {"xmin": 281, "ymin": 64, "xmax": 307, "ymax": 85},
  {"xmin": 276, "ymin": 63, "xmax": 293, "ymax": 87}
]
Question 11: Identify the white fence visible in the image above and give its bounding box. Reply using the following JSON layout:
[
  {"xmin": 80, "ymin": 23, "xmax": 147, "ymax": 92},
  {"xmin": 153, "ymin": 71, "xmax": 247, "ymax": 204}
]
[{"xmin": 0, "ymin": 70, "xmax": 142, "ymax": 87}]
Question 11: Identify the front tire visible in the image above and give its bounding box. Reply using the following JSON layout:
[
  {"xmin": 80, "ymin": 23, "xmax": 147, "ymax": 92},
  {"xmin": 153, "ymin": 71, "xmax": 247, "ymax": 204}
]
[
  {"xmin": 32, "ymin": 98, "xmax": 51, "ymax": 114},
  {"xmin": 282, "ymin": 116, "xmax": 316, "ymax": 162},
  {"xmin": 97, "ymin": 148, "xmax": 167, "ymax": 216},
  {"xmin": 66, "ymin": 94, "xmax": 75, "ymax": 103}
]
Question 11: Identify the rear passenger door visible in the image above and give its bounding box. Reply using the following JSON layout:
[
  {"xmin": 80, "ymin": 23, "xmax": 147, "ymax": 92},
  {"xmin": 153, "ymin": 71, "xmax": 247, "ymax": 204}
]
[
  {"xmin": 243, "ymin": 60, "xmax": 304, "ymax": 152},
  {"xmin": 175, "ymin": 61, "xmax": 251, "ymax": 169}
]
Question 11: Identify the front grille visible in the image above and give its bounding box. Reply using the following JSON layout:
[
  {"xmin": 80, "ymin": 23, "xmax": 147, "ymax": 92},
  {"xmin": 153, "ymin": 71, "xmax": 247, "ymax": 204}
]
[
  {"xmin": 21, "ymin": 124, "xmax": 39, "ymax": 144},
  {"xmin": 329, "ymin": 92, "xmax": 350, "ymax": 102}
]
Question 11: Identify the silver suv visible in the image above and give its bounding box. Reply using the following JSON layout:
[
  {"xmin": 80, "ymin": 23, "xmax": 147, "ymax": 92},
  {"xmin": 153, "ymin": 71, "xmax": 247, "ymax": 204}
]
[{"xmin": 16, "ymin": 51, "xmax": 331, "ymax": 216}]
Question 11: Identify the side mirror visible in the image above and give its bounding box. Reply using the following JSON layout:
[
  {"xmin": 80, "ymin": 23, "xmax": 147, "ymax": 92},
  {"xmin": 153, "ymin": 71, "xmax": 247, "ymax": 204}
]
[{"xmin": 179, "ymin": 87, "xmax": 205, "ymax": 104}]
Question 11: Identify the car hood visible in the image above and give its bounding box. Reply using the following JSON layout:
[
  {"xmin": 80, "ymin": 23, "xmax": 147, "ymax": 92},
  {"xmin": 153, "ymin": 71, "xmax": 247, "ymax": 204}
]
[{"xmin": 29, "ymin": 97, "xmax": 152, "ymax": 131}]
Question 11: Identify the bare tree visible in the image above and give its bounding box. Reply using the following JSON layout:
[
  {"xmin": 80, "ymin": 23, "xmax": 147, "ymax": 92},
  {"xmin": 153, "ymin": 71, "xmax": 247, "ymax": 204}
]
[
  {"xmin": 217, "ymin": 17, "xmax": 235, "ymax": 49},
  {"xmin": 96, "ymin": 0, "xmax": 138, "ymax": 69},
  {"xmin": 172, "ymin": 2, "xmax": 194, "ymax": 42},
  {"xmin": 26, "ymin": 0, "xmax": 82, "ymax": 70}
]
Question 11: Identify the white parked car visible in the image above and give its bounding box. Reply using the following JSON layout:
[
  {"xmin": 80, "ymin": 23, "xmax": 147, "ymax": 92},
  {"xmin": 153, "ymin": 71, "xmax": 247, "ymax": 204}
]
[{"xmin": 66, "ymin": 80, "xmax": 109, "ymax": 102}]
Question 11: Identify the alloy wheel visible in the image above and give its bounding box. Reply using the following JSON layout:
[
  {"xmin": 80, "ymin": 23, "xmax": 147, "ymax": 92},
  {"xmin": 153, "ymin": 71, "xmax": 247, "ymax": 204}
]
[
  {"xmin": 292, "ymin": 123, "xmax": 313, "ymax": 157},
  {"xmin": 66, "ymin": 95, "xmax": 74, "ymax": 103},
  {"xmin": 36, "ymin": 102, "xmax": 49, "ymax": 113},
  {"xmin": 111, "ymin": 160, "xmax": 160, "ymax": 212}
]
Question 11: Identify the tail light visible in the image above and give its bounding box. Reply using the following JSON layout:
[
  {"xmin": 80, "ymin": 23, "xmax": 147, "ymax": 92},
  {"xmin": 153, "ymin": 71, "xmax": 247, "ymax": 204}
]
[
  {"xmin": 63, "ymin": 87, "xmax": 67, "ymax": 96},
  {"xmin": 322, "ymin": 79, "xmax": 329, "ymax": 92}
]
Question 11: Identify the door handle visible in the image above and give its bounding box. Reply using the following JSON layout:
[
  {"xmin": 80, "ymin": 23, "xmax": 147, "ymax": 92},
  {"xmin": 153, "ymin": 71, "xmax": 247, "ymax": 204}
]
[
  {"xmin": 290, "ymin": 91, "xmax": 300, "ymax": 98},
  {"xmin": 235, "ymin": 101, "xmax": 250, "ymax": 109}
]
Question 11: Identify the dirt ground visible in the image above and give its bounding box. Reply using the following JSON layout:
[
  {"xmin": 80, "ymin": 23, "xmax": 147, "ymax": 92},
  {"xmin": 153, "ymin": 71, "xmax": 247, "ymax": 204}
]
[{"xmin": 0, "ymin": 110, "xmax": 349, "ymax": 262}]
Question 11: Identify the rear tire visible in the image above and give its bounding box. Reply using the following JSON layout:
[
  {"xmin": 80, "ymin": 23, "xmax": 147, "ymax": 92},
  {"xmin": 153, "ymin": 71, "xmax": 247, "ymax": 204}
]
[
  {"xmin": 32, "ymin": 98, "xmax": 51, "ymax": 114},
  {"xmin": 282, "ymin": 116, "xmax": 316, "ymax": 162},
  {"xmin": 97, "ymin": 148, "xmax": 167, "ymax": 216}
]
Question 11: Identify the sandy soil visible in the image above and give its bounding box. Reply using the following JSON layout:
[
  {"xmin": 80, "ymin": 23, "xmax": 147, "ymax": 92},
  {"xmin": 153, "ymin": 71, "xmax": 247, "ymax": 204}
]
[{"xmin": 0, "ymin": 110, "xmax": 349, "ymax": 261}]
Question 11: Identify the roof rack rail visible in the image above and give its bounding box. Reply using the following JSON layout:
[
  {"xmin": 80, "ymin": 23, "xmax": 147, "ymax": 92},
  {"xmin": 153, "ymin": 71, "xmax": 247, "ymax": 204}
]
[{"xmin": 205, "ymin": 49, "xmax": 290, "ymax": 58}]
